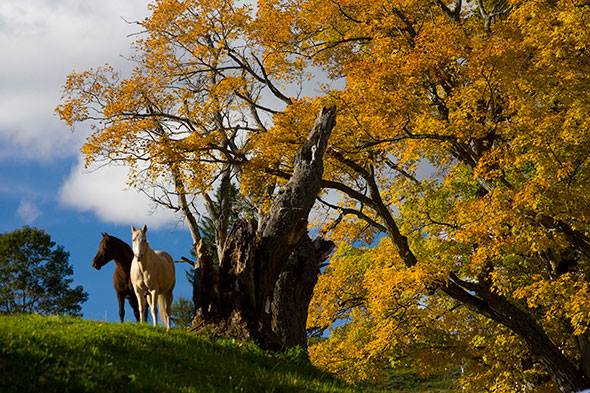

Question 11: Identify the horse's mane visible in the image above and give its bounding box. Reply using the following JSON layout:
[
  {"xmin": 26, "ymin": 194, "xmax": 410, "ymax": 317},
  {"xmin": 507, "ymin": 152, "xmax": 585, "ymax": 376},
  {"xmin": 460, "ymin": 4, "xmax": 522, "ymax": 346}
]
[{"xmin": 104, "ymin": 233, "xmax": 133, "ymax": 258}]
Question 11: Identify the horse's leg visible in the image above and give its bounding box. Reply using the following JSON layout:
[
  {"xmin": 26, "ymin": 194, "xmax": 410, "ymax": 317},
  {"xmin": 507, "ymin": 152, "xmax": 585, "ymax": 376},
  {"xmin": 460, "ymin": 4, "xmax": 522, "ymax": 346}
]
[
  {"xmin": 128, "ymin": 291, "xmax": 140, "ymax": 322},
  {"xmin": 135, "ymin": 286, "xmax": 147, "ymax": 324},
  {"xmin": 117, "ymin": 292, "xmax": 125, "ymax": 322},
  {"xmin": 148, "ymin": 290, "xmax": 158, "ymax": 327},
  {"xmin": 143, "ymin": 294, "xmax": 149, "ymax": 322},
  {"xmin": 165, "ymin": 291, "xmax": 173, "ymax": 330}
]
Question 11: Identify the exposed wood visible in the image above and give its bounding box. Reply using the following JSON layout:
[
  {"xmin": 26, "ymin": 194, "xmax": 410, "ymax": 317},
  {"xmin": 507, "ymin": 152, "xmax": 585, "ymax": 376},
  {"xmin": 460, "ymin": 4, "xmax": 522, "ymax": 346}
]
[{"xmin": 191, "ymin": 106, "xmax": 337, "ymax": 349}]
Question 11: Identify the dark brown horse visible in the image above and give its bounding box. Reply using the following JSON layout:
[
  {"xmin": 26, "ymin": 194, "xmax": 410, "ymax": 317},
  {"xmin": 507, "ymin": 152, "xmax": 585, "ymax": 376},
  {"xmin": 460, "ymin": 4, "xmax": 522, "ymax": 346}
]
[{"xmin": 92, "ymin": 233, "xmax": 143, "ymax": 322}]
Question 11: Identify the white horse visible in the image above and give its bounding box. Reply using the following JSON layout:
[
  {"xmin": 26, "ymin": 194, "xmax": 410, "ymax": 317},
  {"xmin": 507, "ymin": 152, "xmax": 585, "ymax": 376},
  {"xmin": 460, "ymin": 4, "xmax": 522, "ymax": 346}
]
[{"xmin": 130, "ymin": 225, "xmax": 175, "ymax": 329}]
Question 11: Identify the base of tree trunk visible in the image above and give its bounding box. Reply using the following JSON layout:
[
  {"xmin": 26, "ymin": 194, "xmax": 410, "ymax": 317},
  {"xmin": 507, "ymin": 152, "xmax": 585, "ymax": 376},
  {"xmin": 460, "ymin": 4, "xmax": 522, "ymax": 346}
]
[
  {"xmin": 190, "ymin": 221, "xmax": 334, "ymax": 350},
  {"xmin": 190, "ymin": 107, "xmax": 337, "ymax": 351},
  {"xmin": 190, "ymin": 309, "xmax": 254, "ymax": 342}
]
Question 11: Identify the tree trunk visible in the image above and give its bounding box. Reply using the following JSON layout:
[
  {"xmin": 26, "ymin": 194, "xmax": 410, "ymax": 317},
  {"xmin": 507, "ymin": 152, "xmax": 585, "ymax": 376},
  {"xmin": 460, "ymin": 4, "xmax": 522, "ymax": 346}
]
[
  {"xmin": 577, "ymin": 335, "xmax": 590, "ymax": 381},
  {"xmin": 486, "ymin": 293, "xmax": 588, "ymax": 392},
  {"xmin": 272, "ymin": 234, "xmax": 334, "ymax": 348},
  {"xmin": 191, "ymin": 106, "xmax": 337, "ymax": 350}
]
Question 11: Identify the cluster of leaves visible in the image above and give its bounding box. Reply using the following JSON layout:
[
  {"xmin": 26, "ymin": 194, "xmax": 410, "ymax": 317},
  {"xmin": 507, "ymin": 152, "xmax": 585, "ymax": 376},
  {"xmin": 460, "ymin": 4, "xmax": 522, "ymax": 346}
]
[{"xmin": 57, "ymin": 0, "xmax": 590, "ymax": 390}]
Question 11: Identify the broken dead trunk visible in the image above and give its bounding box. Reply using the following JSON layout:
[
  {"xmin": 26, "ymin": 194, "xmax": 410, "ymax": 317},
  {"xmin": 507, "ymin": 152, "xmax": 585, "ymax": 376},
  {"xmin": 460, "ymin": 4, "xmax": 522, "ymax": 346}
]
[{"xmin": 191, "ymin": 106, "xmax": 337, "ymax": 350}]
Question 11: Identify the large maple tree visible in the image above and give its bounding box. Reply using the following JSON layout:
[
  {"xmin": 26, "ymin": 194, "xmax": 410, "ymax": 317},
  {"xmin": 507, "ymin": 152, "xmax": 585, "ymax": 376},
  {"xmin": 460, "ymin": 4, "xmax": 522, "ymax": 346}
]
[
  {"xmin": 258, "ymin": 0, "xmax": 590, "ymax": 391},
  {"xmin": 58, "ymin": 0, "xmax": 590, "ymax": 391}
]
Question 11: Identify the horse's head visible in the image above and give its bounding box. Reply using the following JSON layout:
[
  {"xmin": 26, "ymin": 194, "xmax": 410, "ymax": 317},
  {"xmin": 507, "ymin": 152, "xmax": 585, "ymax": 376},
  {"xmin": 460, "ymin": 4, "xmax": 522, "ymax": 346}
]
[
  {"xmin": 93, "ymin": 232, "xmax": 113, "ymax": 270},
  {"xmin": 131, "ymin": 224, "xmax": 148, "ymax": 260}
]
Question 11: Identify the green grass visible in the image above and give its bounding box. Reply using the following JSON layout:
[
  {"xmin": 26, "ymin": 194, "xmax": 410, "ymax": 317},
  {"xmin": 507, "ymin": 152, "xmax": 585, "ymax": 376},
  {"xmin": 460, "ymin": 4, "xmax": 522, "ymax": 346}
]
[
  {"xmin": 0, "ymin": 314, "xmax": 363, "ymax": 393},
  {"xmin": 383, "ymin": 368, "xmax": 456, "ymax": 392}
]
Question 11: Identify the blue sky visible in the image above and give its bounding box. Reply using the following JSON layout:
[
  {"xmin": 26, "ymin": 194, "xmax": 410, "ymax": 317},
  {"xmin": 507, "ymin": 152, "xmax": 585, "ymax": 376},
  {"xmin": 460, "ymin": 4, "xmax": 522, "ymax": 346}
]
[{"xmin": 0, "ymin": 1, "xmax": 195, "ymax": 321}]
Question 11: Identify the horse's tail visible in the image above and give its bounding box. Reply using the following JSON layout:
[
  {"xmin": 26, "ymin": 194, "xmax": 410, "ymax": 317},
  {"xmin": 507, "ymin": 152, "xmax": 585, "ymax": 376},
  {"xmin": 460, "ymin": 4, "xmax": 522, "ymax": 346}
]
[
  {"xmin": 158, "ymin": 293, "xmax": 167, "ymax": 316},
  {"xmin": 158, "ymin": 292, "xmax": 173, "ymax": 328}
]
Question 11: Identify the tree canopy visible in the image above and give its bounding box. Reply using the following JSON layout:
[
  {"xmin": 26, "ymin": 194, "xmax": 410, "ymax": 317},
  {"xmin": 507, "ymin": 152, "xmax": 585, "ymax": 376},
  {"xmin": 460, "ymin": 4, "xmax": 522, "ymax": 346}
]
[
  {"xmin": 58, "ymin": 0, "xmax": 590, "ymax": 391},
  {"xmin": 0, "ymin": 227, "xmax": 88, "ymax": 316}
]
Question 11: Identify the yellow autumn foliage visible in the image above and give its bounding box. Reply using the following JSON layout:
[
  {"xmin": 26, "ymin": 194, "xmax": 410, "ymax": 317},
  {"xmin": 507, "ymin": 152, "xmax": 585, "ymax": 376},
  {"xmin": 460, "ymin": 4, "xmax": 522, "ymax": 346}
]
[{"xmin": 58, "ymin": 0, "xmax": 590, "ymax": 390}]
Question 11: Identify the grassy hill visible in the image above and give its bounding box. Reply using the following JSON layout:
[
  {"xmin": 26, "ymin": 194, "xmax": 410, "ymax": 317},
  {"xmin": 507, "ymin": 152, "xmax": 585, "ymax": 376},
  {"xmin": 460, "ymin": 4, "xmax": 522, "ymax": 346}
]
[
  {"xmin": 0, "ymin": 314, "xmax": 360, "ymax": 393},
  {"xmin": 0, "ymin": 315, "xmax": 454, "ymax": 392}
]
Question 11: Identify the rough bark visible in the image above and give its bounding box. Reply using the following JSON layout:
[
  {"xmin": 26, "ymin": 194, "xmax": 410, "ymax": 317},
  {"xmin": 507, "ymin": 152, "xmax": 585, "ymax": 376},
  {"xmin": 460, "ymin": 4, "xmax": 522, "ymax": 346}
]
[
  {"xmin": 272, "ymin": 234, "xmax": 334, "ymax": 348},
  {"xmin": 191, "ymin": 106, "xmax": 337, "ymax": 350}
]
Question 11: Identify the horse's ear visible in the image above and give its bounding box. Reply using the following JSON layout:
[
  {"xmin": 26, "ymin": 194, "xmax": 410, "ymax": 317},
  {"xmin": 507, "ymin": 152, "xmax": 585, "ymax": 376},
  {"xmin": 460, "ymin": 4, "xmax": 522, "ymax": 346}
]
[
  {"xmin": 102, "ymin": 232, "xmax": 108, "ymax": 237},
  {"xmin": 131, "ymin": 225, "xmax": 136, "ymax": 232},
  {"xmin": 142, "ymin": 224, "xmax": 147, "ymax": 233}
]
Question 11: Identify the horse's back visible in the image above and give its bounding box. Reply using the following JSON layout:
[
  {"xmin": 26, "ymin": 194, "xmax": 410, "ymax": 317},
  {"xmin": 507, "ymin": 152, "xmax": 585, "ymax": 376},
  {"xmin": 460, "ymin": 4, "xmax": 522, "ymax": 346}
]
[{"xmin": 154, "ymin": 250, "xmax": 174, "ymax": 265}]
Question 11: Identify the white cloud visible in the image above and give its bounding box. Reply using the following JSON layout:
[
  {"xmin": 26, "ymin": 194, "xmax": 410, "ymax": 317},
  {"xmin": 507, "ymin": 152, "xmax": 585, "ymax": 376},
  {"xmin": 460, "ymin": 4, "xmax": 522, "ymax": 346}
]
[
  {"xmin": 0, "ymin": 0, "xmax": 149, "ymax": 161},
  {"xmin": 16, "ymin": 200, "xmax": 40, "ymax": 224},
  {"xmin": 59, "ymin": 157, "xmax": 180, "ymax": 228}
]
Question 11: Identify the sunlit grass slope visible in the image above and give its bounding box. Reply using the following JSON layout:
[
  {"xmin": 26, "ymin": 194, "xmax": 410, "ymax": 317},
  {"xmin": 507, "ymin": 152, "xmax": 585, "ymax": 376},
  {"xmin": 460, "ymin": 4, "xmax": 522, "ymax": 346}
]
[{"xmin": 0, "ymin": 314, "xmax": 361, "ymax": 393}]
